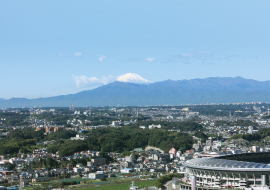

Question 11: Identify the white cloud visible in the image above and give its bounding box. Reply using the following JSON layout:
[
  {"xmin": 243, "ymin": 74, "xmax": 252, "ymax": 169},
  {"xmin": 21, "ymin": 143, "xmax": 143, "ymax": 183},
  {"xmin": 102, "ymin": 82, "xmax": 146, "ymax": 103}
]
[
  {"xmin": 72, "ymin": 75, "xmax": 115, "ymax": 88},
  {"xmin": 74, "ymin": 52, "xmax": 82, "ymax": 57},
  {"xmin": 145, "ymin": 57, "xmax": 156, "ymax": 62},
  {"xmin": 98, "ymin": 55, "xmax": 106, "ymax": 62}
]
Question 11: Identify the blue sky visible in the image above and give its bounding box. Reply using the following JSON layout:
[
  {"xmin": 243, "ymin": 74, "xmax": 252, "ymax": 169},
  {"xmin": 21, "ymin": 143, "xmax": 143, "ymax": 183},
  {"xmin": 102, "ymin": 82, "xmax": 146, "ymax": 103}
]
[{"xmin": 1, "ymin": 1, "xmax": 270, "ymax": 99}]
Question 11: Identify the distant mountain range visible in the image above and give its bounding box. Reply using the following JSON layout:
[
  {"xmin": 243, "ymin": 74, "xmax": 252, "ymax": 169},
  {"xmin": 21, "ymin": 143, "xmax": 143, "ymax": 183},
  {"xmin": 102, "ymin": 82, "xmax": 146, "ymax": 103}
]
[{"xmin": 1, "ymin": 77, "xmax": 270, "ymax": 108}]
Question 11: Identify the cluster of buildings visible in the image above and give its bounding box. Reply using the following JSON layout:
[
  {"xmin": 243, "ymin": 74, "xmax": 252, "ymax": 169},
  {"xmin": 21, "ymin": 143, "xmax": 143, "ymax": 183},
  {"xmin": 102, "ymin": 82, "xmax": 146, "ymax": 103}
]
[
  {"xmin": 35, "ymin": 126, "xmax": 64, "ymax": 133},
  {"xmin": 2, "ymin": 104, "xmax": 270, "ymax": 189},
  {"xmin": 139, "ymin": 124, "xmax": 162, "ymax": 129}
]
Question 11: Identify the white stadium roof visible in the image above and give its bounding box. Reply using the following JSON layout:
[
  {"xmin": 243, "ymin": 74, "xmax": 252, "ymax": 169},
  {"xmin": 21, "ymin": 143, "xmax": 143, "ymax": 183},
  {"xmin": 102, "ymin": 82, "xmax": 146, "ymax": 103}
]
[{"xmin": 184, "ymin": 157, "xmax": 270, "ymax": 172}]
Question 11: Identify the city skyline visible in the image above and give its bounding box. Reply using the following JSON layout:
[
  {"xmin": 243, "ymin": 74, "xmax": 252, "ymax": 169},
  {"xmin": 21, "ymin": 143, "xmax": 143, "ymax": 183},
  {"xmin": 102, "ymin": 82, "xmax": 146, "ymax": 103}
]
[{"xmin": 1, "ymin": 1, "xmax": 270, "ymax": 99}]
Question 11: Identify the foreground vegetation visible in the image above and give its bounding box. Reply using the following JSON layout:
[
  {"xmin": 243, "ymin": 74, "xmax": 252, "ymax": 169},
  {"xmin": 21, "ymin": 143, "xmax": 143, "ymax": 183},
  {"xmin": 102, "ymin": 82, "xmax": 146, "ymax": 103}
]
[
  {"xmin": 49, "ymin": 126, "xmax": 195, "ymax": 155},
  {"xmin": 0, "ymin": 125, "xmax": 195, "ymax": 156},
  {"xmin": 229, "ymin": 128, "xmax": 270, "ymax": 142}
]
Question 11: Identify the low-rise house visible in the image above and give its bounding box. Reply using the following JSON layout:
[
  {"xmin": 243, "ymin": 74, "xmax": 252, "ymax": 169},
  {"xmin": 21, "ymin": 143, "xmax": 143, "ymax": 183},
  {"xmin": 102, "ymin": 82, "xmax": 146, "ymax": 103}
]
[
  {"xmin": 76, "ymin": 163, "xmax": 84, "ymax": 168},
  {"xmin": 32, "ymin": 177, "xmax": 50, "ymax": 183},
  {"xmin": 73, "ymin": 167, "xmax": 83, "ymax": 173},
  {"xmin": 120, "ymin": 168, "xmax": 134, "ymax": 173},
  {"xmin": 179, "ymin": 155, "xmax": 193, "ymax": 161},
  {"xmin": 89, "ymin": 171, "xmax": 105, "ymax": 179},
  {"xmin": 150, "ymin": 168, "xmax": 166, "ymax": 173},
  {"xmin": 91, "ymin": 158, "xmax": 106, "ymax": 166},
  {"xmin": 9, "ymin": 158, "xmax": 25, "ymax": 165},
  {"xmin": 70, "ymin": 134, "xmax": 88, "ymax": 140}
]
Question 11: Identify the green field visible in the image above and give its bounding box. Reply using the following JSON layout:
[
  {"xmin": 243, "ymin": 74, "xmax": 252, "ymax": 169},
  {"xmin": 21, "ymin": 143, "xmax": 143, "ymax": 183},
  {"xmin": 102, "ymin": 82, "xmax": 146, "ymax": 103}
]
[
  {"xmin": 23, "ymin": 178, "xmax": 156, "ymax": 190},
  {"xmin": 77, "ymin": 180, "xmax": 156, "ymax": 190}
]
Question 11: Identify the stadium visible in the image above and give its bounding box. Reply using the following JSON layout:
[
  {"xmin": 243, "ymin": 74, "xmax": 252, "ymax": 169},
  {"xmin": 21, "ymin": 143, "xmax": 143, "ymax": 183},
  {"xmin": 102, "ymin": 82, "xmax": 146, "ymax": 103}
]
[{"xmin": 182, "ymin": 152, "xmax": 270, "ymax": 190}]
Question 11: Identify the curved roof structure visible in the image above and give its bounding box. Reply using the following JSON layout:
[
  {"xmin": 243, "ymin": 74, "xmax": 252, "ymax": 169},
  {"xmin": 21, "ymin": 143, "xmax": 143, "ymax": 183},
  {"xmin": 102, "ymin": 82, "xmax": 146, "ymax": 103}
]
[{"xmin": 183, "ymin": 157, "xmax": 270, "ymax": 172}]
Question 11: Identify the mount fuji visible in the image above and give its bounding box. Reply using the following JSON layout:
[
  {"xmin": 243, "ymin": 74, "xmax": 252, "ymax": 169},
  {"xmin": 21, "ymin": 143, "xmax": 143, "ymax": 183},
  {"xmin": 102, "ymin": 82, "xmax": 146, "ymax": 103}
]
[
  {"xmin": 1, "ymin": 76, "xmax": 270, "ymax": 108},
  {"xmin": 116, "ymin": 73, "xmax": 152, "ymax": 84}
]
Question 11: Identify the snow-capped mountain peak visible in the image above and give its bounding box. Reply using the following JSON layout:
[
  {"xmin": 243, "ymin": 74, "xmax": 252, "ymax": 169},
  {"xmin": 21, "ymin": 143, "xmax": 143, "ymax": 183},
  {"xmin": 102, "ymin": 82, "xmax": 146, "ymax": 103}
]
[{"xmin": 116, "ymin": 73, "xmax": 152, "ymax": 84}]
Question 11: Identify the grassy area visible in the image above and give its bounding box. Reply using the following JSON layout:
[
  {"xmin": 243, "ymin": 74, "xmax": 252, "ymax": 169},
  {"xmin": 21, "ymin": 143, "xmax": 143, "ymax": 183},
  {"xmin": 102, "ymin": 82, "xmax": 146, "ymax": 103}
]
[
  {"xmin": 23, "ymin": 178, "xmax": 156, "ymax": 190},
  {"xmin": 77, "ymin": 179, "xmax": 156, "ymax": 190}
]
